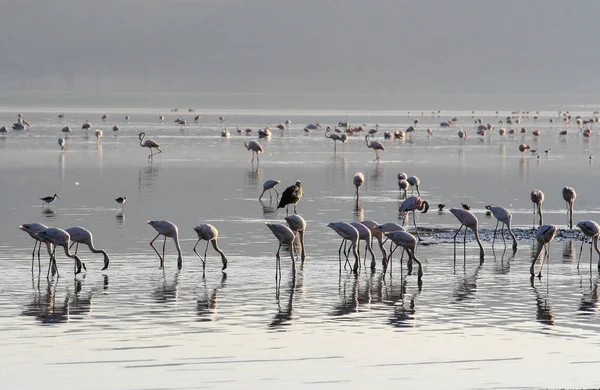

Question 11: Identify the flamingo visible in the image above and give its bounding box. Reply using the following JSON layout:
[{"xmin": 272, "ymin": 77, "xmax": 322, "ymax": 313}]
[
  {"xmin": 530, "ymin": 224, "xmax": 557, "ymax": 277},
  {"xmin": 349, "ymin": 222, "xmax": 376, "ymax": 270},
  {"xmin": 61, "ymin": 126, "xmax": 71, "ymax": 134},
  {"xmin": 193, "ymin": 224, "xmax": 228, "ymax": 271},
  {"xmin": 458, "ymin": 128, "xmax": 467, "ymax": 139},
  {"xmin": 101, "ymin": 114, "xmax": 108, "ymax": 121},
  {"xmin": 531, "ymin": 189, "xmax": 545, "ymax": 227},
  {"xmin": 19, "ymin": 223, "xmax": 53, "ymax": 272},
  {"xmin": 139, "ymin": 132, "xmax": 161, "ymax": 160},
  {"xmin": 113, "ymin": 124, "xmax": 120, "ymax": 131},
  {"xmin": 36, "ymin": 227, "xmax": 84, "ymax": 277},
  {"xmin": 147, "ymin": 220, "xmax": 183, "ymax": 269},
  {"xmin": 159, "ymin": 115, "xmax": 164, "ymax": 122},
  {"xmin": 398, "ymin": 196, "xmax": 429, "ymax": 240},
  {"xmin": 576, "ymin": 221, "xmax": 600, "ymax": 270},
  {"xmin": 449, "ymin": 208, "xmax": 485, "ymax": 264},
  {"xmin": 304, "ymin": 123, "xmax": 320, "ymax": 131},
  {"xmin": 327, "ymin": 222, "xmax": 360, "ymax": 273},
  {"xmin": 243, "ymin": 140, "xmax": 263, "ymax": 163},
  {"xmin": 258, "ymin": 127, "xmax": 271, "ymax": 138},
  {"xmin": 407, "ymin": 176, "xmax": 421, "ymax": 196},
  {"xmin": 259, "ymin": 179, "xmax": 281, "ymax": 200},
  {"xmin": 0, "ymin": 126, "xmax": 7, "ymax": 134},
  {"xmin": 221, "ymin": 128, "xmax": 230, "ymax": 138},
  {"xmin": 353, "ymin": 172, "xmax": 364, "ymax": 202},
  {"xmin": 284, "ymin": 215, "xmax": 307, "ymax": 262},
  {"xmin": 82, "ymin": 121, "xmax": 92, "ymax": 131},
  {"xmin": 365, "ymin": 134, "xmax": 385, "ymax": 161},
  {"xmin": 277, "ymin": 181, "xmax": 303, "ymax": 215},
  {"xmin": 519, "ymin": 144, "xmax": 530, "ymax": 153},
  {"xmin": 486, "ymin": 205, "xmax": 518, "ymax": 248},
  {"xmin": 397, "ymin": 172, "xmax": 408, "ymax": 181},
  {"xmin": 58, "ymin": 138, "xmax": 65, "ymax": 150},
  {"xmin": 358, "ymin": 220, "xmax": 388, "ymax": 264},
  {"xmin": 125, "ymin": 115, "xmax": 130, "ymax": 121},
  {"xmin": 65, "ymin": 227, "xmax": 110, "ymax": 270},
  {"xmin": 40, "ymin": 194, "xmax": 59, "ymax": 208},
  {"xmin": 384, "ymin": 231, "xmax": 423, "ymax": 280},
  {"xmin": 265, "ymin": 222, "xmax": 296, "ymax": 279},
  {"xmin": 398, "ymin": 179, "xmax": 409, "ymax": 199},
  {"xmin": 325, "ymin": 126, "xmax": 343, "ymax": 151},
  {"xmin": 95, "ymin": 129, "xmax": 103, "ymax": 142},
  {"xmin": 562, "ymin": 186, "xmax": 576, "ymax": 229},
  {"xmin": 115, "ymin": 196, "xmax": 127, "ymax": 211}
]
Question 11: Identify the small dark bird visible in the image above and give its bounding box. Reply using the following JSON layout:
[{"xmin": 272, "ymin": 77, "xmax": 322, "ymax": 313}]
[
  {"xmin": 544, "ymin": 149, "xmax": 551, "ymax": 155},
  {"xmin": 115, "ymin": 196, "xmax": 127, "ymax": 210},
  {"xmin": 40, "ymin": 194, "xmax": 59, "ymax": 208},
  {"xmin": 277, "ymin": 180, "xmax": 303, "ymax": 216},
  {"xmin": 485, "ymin": 205, "xmax": 492, "ymax": 216},
  {"xmin": 461, "ymin": 203, "xmax": 471, "ymax": 210},
  {"xmin": 438, "ymin": 204, "xmax": 445, "ymax": 211}
]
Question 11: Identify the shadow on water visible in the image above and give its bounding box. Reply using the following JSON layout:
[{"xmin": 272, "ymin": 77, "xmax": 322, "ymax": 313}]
[
  {"xmin": 138, "ymin": 163, "xmax": 160, "ymax": 193},
  {"xmin": 530, "ymin": 277, "xmax": 555, "ymax": 326},
  {"xmin": 578, "ymin": 275, "xmax": 600, "ymax": 314},
  {"xmin": 196, "ymin": 273, "xmax": 227, "ymax": 322},
  {"xmin": 152, "ymin": 270, "xmax": 180, "ymax": 304},
  {"xmin": 453, "ymin": 264, "xmax": 482, "ymax": 302}
]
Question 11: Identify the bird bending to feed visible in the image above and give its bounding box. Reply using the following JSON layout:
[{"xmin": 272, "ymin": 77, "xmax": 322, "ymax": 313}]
[
  {"xmin": 277, "ymin": 180, "xmax": 303, "ymax": 215},
  {"xmin": 486, "ymin": 205, "xmax": 518, "ymax": 248},
  {"xmin": 193, "ymin": 224, "xmax": 228, "ymax": 271},
  {"xmin": 325, "ymin": 126, "xmax": 343, "ymax": 151},
  {"xmin": 438, "ymin": 204, "xmax": 445, "ymax": 211},
  {"xmin": 147, "ymin": 220, "xmax": 183, "ymax": 269},
  {"xmin": 82, "ymin": 121, "xmax": 92, "ymax": 131},
  {"xmin": 61, "ymin": 126, "xmax": 70, "ymax": 133},
  {"xmin": 449, "ymin": 208, "xmax": 485, "ymax": 264},
  {"xmin": 58, "ymin": 138, "xmax": 65, "ymax": 150},
  {"xmin": 519, "ymin": 144, "xmax": 531, "ymax": 153},
  {"xmin": 113, "ymin": 124, "xmax": 120, "ymax": 131},
  {"xmin": 95, "ymin": 129, "xmax": 103, "ymax": 142},
  {"xmin": 19, "ymin": 223, "xmax": 53, "ymax": 272},
  {"xmin": 365, "ymin": 134, "xmax": 385, "ymax": 161},
  {"xmin": 115, "ymin": 196, "xmax": 127, "ymax": 210},
  {"xmin": 359, "ymin": 220, "xmax": 388, "ymax": 265},
  {"xmin": 285, "ymin": 215, "xmax": 307, "ymax": 262},
  {"xmin": 349, "ymin": 222, "xmax": 376, "ymax": 270},
  {"xmin": 221, "ymin": 128, "xmax": 230, "ymax": 138},
  {"xmin": 265, "ymin": 222, "xmax": 297, "ymax": 279},
  {"xmin": 327, "ymin": 222, "xmax": 360, "ymax": 273},
  {"xmin": 65, "ymin": 227, "xmax": 110, "ymax": 270},
  {"xmin": 530, "ymin": 224, "xmax": 557, "ymax": 277},
  {"xmin": 576, "ymin": 221, "xmax": 600, "ymax": 270},
  {"xmin": 353, "ymin": 172, "xmax": 364, "ymax": 201},
  {"xmin": 398, "ymin": 196, "xmax": 429, "ymax": 241},
  {"xmin": 398, "ymin": 179, "xmax": 409, "ymax": 199},
  {"xmin": 384, "ymin": 231, "xmax": 423, "ymax": 280},
  {"xmin": 562, "ymin": 186, "xmax": 576, "ymax": 229},
  {"xmin": 531, "ymin": 189, "xmax": 544, "ymax": 227},
  {"xmin": 139, "ymin": 132, "xmax": 161, "ymax": 160},
  {"xmin": 407, "ymin": 176, "xmax": 421, "ymax": 196},
  {"xmin": 36, "ymin": 227, "xmax": 84, "ymax": 277},
  {"xmin": 259, "ymin": 180, "xmax": 281, "ymax": 201},
  {"xmin": 40, "ymin": 194, "xmax": 59, "ymax": 208},
  {"xmin": 243, "ymin": 140, "xmax": 263, "ymax": 163}
]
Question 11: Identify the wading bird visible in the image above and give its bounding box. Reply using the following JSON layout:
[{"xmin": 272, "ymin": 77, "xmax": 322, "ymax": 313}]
[
  {"xmin": 576, "ymin": 221, "xmax": 600, "ymax": 270},
  {"xmin": 407, "ymin": 175, "xmax": 421, "ymax": 196},
  {"xmin": 398, "ymin": 196, "xmax": 429, "ymax": 240},
  {"xmin": 486, "ymin": 205, "xmax": 518, "ymax": 248},
  {"xmin": 265, "ymin": 222, "xmax": 296, "ymax": 279},
  {"xmin": 277, "ymin": 180, "xmax": 303, "ymax": 215},
  {"xmin": 19, "ymin": 223, "xmax": 53, "ymax": 272},
  {"xmin": 562, "ymin": 186, "xmax": 576, "ymax": 229},
  {"xmin": 365, "ymin": 134, "xmax": 385, "ymax": 161},
  {"xmin": 95, "ymin": 129, "xmax": 103, "ymax": 142},
  {"xmin": 193, "ymin": 224, "xmax": 228, "ymax": 271},
  {"xmin": 58, "ymin": 138, "xmax": 65, "ymax": 150},
  {"xmin": 325, "ymin": 127, "xmax": 343, "ymax": 151},
  {"xmin": 327, "ymin": 222, "xmax": 360, "ymax": 273},
  {"xmin": 530, "ymin": 224, "xmax": 557, "ymax": 277},
  {"xmin": 531, "ymin": 189, "xmax": 545, "ymax": 227},
  {"xmin": 358, "ymin": 220, "xmax": 387, "ymax": 265},
  {"xmin": 243, "ymin": 140, "xmax": 263, "ymax": 163},
  {"xmin": 139, "ymin": 132, "xmax": 161, "ymax": 160},
  {"xmin": 450, "ymin": 208, "xmax": 485, "ymax": 265},
  {"xmin": 353, "ymin": 172, "xmax": 364, "ymax": 202},
  {"xmin": 36, "ymin": 227, "xmax": 84, "ymax": 277},
  {"xmin": 40, "ymin": 194, "xmax": 59, "ymax": 208},
  {"xmin": 65, "ymin": 227, "xmax": 110, "ymax": 270},
  {"xmin": 115, "ymin": 196, "xmax": 127, "ymax": 211},
  {"xmin": 260, "ymin": 180, "xmax": 281, "ymax": 200},
  {"xmin": 284, "ymin": 215, "xmax": 307, "ymax": 262},
  {"xmin": 349, "ymin": 221, "xmax": 376, "ymax": 270},
  {"xmin": 384, "ymin": 230, "xmax": 423, "ymax": 280},
  {"xmin": 147, "ymin": 220, "xmax": 183, "ymax": 269}
]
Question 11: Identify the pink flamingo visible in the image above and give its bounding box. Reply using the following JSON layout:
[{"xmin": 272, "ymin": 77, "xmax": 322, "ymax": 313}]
[
  {"xmin": 384, "ymin": 230, "xmax": 423, "ymax": 280},
  {"xmin": 530, "ymin": 224, "xmax": 557, "ymax": 277},
  {"xmin": 449, "ymin": 208, "xmax": 485, "ymax": 265},
  {"xmin": 265, "ymin": 222, "xmax": 296, "ymax": 279},
  {"xmin": 327, "ymin": 222, "xmax": 360, "ymax": 273},
  {"xmin": 65, "ymin": 227, "xmax": 110, "ymax": 270},
  {"xmin": 193, "ymin": 224, "xmax": 228, "ymax": 271},
  {"xmin": 576, "ymin": 221, "xmax": 600, "ymax": 270},
  {"xmin": 36, "ymin": 228, "xmax": 85, "ymax": 277},
  {"xmin": 398, "ymin": 196, "xmax": 429, "ymax": 240},
  {"xmin": 531, "ymin": 189, "xmax": 545, "ymax": 227},
  {"xmin": 562, "ymin": 186, "xmax": 576, "ymax": 229},
  {"xmin": 19, "ymin": 223, "xmax": 53, "ymax": 272},
  {"xmin": 139, "ymin": 132, "xmax": 161, "ymax": 160},
  {"xmin": 365, "ymin": 135, "xmax": 385, "ymax": 161},
  {"xmin": 147, "ymin": 220, "xmax": 183, "ymax": 269},
  {"xmin": 244, "ymin": 140, "xmax": 263, "ymax": 163}
]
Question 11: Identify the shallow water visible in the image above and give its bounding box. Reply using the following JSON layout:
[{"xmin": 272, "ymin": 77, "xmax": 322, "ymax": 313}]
[{"xmin": 1, "ymin": 109, "xmax": 600, "ymax": 388}]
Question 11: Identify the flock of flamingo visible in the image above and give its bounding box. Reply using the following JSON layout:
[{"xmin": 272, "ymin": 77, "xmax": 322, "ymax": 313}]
[{"xmin": 9, "ymin": 110, "xmax": 600, "ymax": 283}]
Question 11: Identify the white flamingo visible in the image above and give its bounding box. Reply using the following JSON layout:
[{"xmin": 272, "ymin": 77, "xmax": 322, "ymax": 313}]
[
  {"xmin": 265, "ymin": 222, "xmax": 296, "ymax": 279},
  {"xmin": 562, "ymin": 186, "xmax": 576, "ymax": 229},
  {"xmin": 486, "ymin": 206, "xmax": 518, "ymax": 249},
  {"xmin": 530, "ymin": 224, "xmax": 557, "ymax": 277},
  {"xmin": 95, "ymin": 129, "xmax": 103, "ymax": 142},
  {"xmin": 384, "ymin": 231, "xmax": 423, "ymax": 280},
  {"xmin": 147, "ymin": 220, "xmax": 183, "ymax": 269},
  {"xmin": 285, "ymin": 215, "xmax": 307, "ymax": 262},
  {"xmin": 358, "ymin": 220, "xmax": 388, "ymax": 264},
  {"xmin": 259, "ymin": 179, "xmax": 281, "ymax": 200},
  {"xmin": 407, "ymin": 175, "xmax": 421, "ymax": 196},
  {"xmin": 365, "ymin": 134, "xmax": 385, "ymax": 161},
  {"xmin": 353, "ymin": 172, "xmax": 364, "ymax": 202},
  {"xmin": 58, "ymin": 138, "xmax": 66, "ymax": 150},
  {"xmin": 450, "ymin": 208, "xmax": 485, "ymax": 264},
  {"xmin": 36, "ymin": 228, "xmax": 85, "ymax": 277},
  {"xmin": 327, "ymin": 222, "xmax": 360, "ymax": 273},
  {"xmin": 244, "ymin": 140, "xmax": 263, "ymax": 163},
  {"xmin": 531, "ymin": 189, "xmax": 545, "ymax": 227},
  {"xmin": 139, "ymin": 132, "xmax": 161, "ymax": 160},
  {"xmin": 349, "ymin": 221, "xmax": 376, "ymax": 270},
  {"xmin": 193, "ymin": 224, "xmax": 228, "ymax": 271},
  {"xmin": 65, "ymin": 227, "xmax": 110, "ymax": 270},
  {"xmin": 576, "ymin": 221, "xmax": 600, "ymax": 270},
  {"xmin": 19, "ymin": 223, "xmax": 53, "ymax": 272}
]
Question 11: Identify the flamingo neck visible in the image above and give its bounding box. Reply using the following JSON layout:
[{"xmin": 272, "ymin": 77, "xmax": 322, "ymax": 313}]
[
  {"xmin": 211, "ymin": 239, "xmax": 228, "ymax": 266},
  {"xmin": 472, "ymin": 226, "xmax": 485, "ymax": 258},
  {"xmin": 298, "ymin": 230, "xmax": 306, "ymax": 261},
  {"xmin": 594, "ymin": 236, "xmax": 600, "ymax": 263},
  {"xmin": 173, "ymin": 235, "xmax": 183, "ymax": 262},
  {"xmin": 506, "ymin": 220, "xmax": 518, "ymax": 248}
]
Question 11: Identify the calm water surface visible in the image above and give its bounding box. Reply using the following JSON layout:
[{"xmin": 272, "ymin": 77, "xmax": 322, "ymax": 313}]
[{"xmin": 1, "ymin": 108, "xmax": 600, "ymax": 388}]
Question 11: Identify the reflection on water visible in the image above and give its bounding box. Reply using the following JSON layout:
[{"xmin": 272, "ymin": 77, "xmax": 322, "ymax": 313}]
[
  {"xmin": 138, "ymin": 163, "xmax": 160, "ymax": 193},
  {"xmin": 578, "ymin": 276, "xmax": 600, "ymax": 314},
  {"xmin": 116, "ymin": 212, "xmax": 125, "ymax": 225},
  {"xmin": 152, "ymin": 270, "xmax": 180, "ymax": 304},
  {"xmin": 562, "ymin": 240, "xmax": 575, "ymax": 262},
  {"xmin": 245, "ymin": 165, "xmax": 262, "ymax": 188},
  {"xmin": 492, "ymin": 246, "xmax": 517, "ymax": 274},
  {"xmin": 453, "ymin": 264, "xmax": 482, "ymax": 302},
  {"xmin": 259, "ymin": 199, "xmax": 275, "ymax": 217},
  {"xmin": 41, "ymin": 208, "xmax": 56, "ymax": 221},
  {"xmin": 197, "ymin": 273, "xmax": 226, "ymax": 322},
  {"xmin": 59, "ymin": 151, "xmax": 66, "ymax": 181},
  {"xmin": 270, "ymin": 271, "xmax": 298, "ymax": 329},
  {"xmin": 352, "ymin": 206, "xmax": 364, "ymax": 221},
  {"xmin": 531, "ymin": 277, "xmax": 555, "ymax": 326}
]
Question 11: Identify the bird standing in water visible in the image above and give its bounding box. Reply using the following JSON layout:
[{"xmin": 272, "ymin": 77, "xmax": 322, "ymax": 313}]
[
  {"xmin": 365, "ymin": 134, "xmax": 385, "ymax": 161},
  {"xmin": 285, "ymin": 215, "xmax": 307, "ymax": 262},
  {"xmin": 531, "ymin": 189, "xmax": 544, "ymax": 227},
  {"xmin": 562, "ymin": 186, "xmax": 576, "ymax": 229},
  {"xmin": 36, "ymin": 227, "xmax": 85, "ymax": 277},
  {"xmin": 65, "ymin": 227, "xmax": 110, "ymax": 270},
  {"xmin": 259, "ymin": 180, "xmax": 281, "ymax": 201},
  {"xmin": 530, "ymin": 224, "xmax": 557, "ymax": 277},
  {"xmin": 278, "ymin": 180, "xmax": 303, "ymax": 215},
  {"xmin": 139, "ymin": 132, "xmax": 161, "ymax": 160},
  {"xmin": 449, "ymin": 208, "xmax": 485, "ymax": 265},
  {"xmin": 265, "ymin": 222, "xmax": 297, "ymax": 279},
  {"xmin": 243, "ymin": 140, "xmax": 263, "ymax": 163},
  {"xmin": 576, "ymin": 221, "xmax": 600, "ymax": 270},
  {"xmin": 353, "ymin": 172, "xmax": 364, "ymax": 204},
  {"xmin": 19, "ymin": 223, "xmax": 53, "ymax": 272},
  {"xmin": 147, "ymin": 220, "xmax": 183, "ymax": 269},
  {"xmin": 193, "ymin": 224, "xmax": 228, "ymax": 271},
  {"xmin": 486, "ymin": 205, "xmax": 518, "ymax": 249},
  {"xmin": 40, "ymin": 194, "xmax": 59, "ymax": 208},
  {"xmin": 115, "ymin": 196, "xmax": 127, "ymax": 211}
]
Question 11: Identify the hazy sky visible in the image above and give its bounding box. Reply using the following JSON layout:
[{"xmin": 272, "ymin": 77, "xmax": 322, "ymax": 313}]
[{"xmin": 1, "ymin": 0, "xmax": 599, "ymax": 95}]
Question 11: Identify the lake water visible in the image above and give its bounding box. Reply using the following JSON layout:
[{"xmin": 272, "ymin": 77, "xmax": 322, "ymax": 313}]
[{"xmin": 1, "ymin": 105, "xmax": 600, "ymax": 389}]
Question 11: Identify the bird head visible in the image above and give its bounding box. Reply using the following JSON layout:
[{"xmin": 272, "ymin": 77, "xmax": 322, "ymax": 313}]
[
  {"xmin": 420, "ymin": 201, "xmax": 429, "ymax": 213},
  {"xmin": 54, "ymin": 194, "xmax": 59, "ymax": 199},
  {"xmin": 295, "ymin": 180, "xmax": 302, "ymax": 187},
  {"xmin": 485, "ymin": 204, "xmax": 492, "ymax": 210},
  {"xmin": 138, "ymin": 132, "xmax": 145, "ymax": 140}
]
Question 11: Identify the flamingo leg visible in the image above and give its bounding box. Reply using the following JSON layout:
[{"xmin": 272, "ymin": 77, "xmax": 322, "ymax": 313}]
[
  {"xmin": 275, "ymin": 242, "xmax": 282, "ymax": 258},
  {"xmin": 412, "ymin": 211, "xmax": 421, "ymax": 241},
  {"xmin": 453, "ymin": 224, "xmax": 464, "ymax": 266},
  {"xmin": 193, "ymin": 239, "xmax": 205, "ymax": 266},
  {"xmin": 274, "ymin": 188, "xmax": 279, "ymax": 196},
  {"xmin": 578, "ymin": 237, "xmax": 585, "ymax": 269},
  {"xmin": 538, "ymin": 244, "xmax": 550, "ymax": 278},
  {"xmin": 338, "ymin": 239, "xmax": 345, "ymax": 270},
  {"xmin": 149, "ymin": 233, "xmax": 164, "ymax": 268},
  {"xmin": 492, "ymin": 220, "xmax": 499, "ymax": 246},
  {"xmin": 162, "ymin": 236, "xmax": 167, "ymax": 265},
  {"xmin": 31, "ymin": 240, "xmax": 38, "ymax": 272},
  {"xmin": 294, "ymin": 204, "xmax": 298, "ymax": 215},
  {"xmin": 501, "ymin": 223, "xmax": 506, "ymax": 246},
  {"xmin": 259, "ymin": 189, "xmax": 266, "ymax": 200},
  {"xmin": 530, "ymin": 242, "xmax": 545, "ymax": 276},
  {"xmin": 204, "ymin": 240, "xmax": 210, "ymax": 263},
  {"xmin": 463, "ymin": 227, "xmax": 467, "ymax": 266},
  {"xmin": 75, "ymin": 242, "xmax": 79, "ymax": 255}
]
